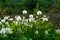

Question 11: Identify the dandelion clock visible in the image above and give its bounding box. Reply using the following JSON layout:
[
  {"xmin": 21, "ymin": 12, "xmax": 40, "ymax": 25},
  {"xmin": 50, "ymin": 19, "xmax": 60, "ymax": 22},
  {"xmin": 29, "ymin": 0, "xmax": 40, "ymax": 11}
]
[
  {"xmin": 37, "ymin": 11, "xmax": 42, "ymax": 15},
  {"xmin": 22, "ymin": 10, "xmax": 27, "ymax": 14}
]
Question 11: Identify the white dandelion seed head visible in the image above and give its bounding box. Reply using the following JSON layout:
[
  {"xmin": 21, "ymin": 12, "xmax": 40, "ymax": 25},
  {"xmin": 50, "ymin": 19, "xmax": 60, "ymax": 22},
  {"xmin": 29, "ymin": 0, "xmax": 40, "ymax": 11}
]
[
  {"xmin": 9, "ymin": 18, "xmax": 13, "ymax": 21},
  {"xmin": 30, "ymin": 38, "xmax": 32, "ymax": 40},
  {"xmin": 0, "ymin": 22, "xmax": 2, "ymax": 25},
  {"xmin": 5, "ymin": 22, "xmax": 9, "ymax": 24},
  {"xmin": 29, "ymin": 14, "xmax": 33, "ymax": 18},
  {"xmin": 44, "ymin": 30, "xmax": 48, "ymax": 35},
  {"xmin": 37, "ymin": 11, "xmax": 42, "ymax": 15},
  {"xmin": 1, "ymin": 19, "xmax": 5, "ymax": 23},
  {"xmin": 56, "ymin": 28, "xmax": 60, "ymax": 34},
  {"xmin": 0, "ymin": 28, "xmax": 13, "ymax": 34},
  {"xmin": 16, "ymin": 16, "xmax": 22, "ymax": 21},
  {"xmin": 35, "ymin": 30, "xmax": 39, "ymax": 34},
  {"xmin": 22, "ymin": 10, "xmax": 27, "ymax": 14},
  {"xmin": 42, "ymin": 18, "xmax": 48, "ymax": 21},
  {"xmin": 4, "ymin": 16, "xmax": 10, "ymax": 20},
  {"xmin": 43, "ymin": 15, "xmax": 46, "ymax": 17}
]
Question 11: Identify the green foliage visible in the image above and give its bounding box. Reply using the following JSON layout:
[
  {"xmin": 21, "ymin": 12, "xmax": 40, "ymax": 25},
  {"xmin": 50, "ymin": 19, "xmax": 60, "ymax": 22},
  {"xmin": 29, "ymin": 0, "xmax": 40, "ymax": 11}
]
[
  {"xmin": 0, "ymin": 0, "xmax": 59, "ymax": 14},
  {"xmin": 0, "ymin": 14, "xmax": 60, "ymax": 40}
]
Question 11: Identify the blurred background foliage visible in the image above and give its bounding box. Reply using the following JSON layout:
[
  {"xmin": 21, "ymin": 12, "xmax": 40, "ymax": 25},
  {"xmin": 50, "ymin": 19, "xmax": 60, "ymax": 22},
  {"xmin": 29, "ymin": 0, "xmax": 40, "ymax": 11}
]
[{"xmin": 0, "ymin": 0, "xmax": 59, "ymax": 15}]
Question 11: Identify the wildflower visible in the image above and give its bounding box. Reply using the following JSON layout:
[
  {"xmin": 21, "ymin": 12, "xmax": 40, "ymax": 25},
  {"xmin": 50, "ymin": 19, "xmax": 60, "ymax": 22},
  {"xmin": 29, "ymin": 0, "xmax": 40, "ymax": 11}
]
[
  {"xmin": 22, "ymin": 10, "xmax": 27, "ymax": 14},
  {"xmin": 35, "ymin": 30, "xmax": 39, "ymax": 34},
  {"xmin": 0, "ymin": 22, "xmax": 2, "ymax": 25},
  {"xmin": 1, "ymin": 19, "xmax": 5, "ymax": 23},
  {"xmin": 29, "ymin": 14, "xmax": 33, "ymax": 18},
  {"xmin": 56, "ymin": 28, "xmax": 60, "ymax": 34},
  {"xmin": 30, "ymin": 38, "xmax": 32, "ymax": 40},
  {"xmin": 0, "ymin": 28, "xmax": 13, "ymax": 34},
  {"xmin": 16, "ymin": 16, "xmax": 22, "ymax": 21},
  {"xmin": 16, "ymin": 21, "xmax": 19, "ymax": 25},
  {"xmin": 29, "ymin": 18, "xmax": 34, "ymax": 22},
  {"xmin": 5, "ymin": 28, "xmax": 13, "ymax": 34},
  {"xmin": 42, "ymin": 18, "xmax": 48, "ymax": 21},
  {"xmin": 44, "ymin": 30, "xmax": 48, "ymax": 35},
  {"xmin": 43, "ymin": 15, "xmax": 46, "ymax": 17},
  {"xmin": 9, "ymin": 18, "xmax": 13, "ymax": 21},
  {"xmin": 5, "ymin": 22, "xmax": 9, "ymax": 24},
  {"xmin": 28, "ymin": 24, "xmax": 33, "ymax": 28},
  {"xmin": 37, "ymin": 11, "xmax": 42, "ymax": 15},
  {"xmin": 22, "ymin": 16, "xmax": 26, "ymax": 21},
  {"xmin": 3, "ymin": 34, "xmax": 7, "ymax": 37},
  {"xmin": 4, "ymin": 16, "xmax": 10, "ymax": 20},
  {"xmin": 36, "ymin": 16, "xmax": 38, "ymax": 18},
  {"xmin": 26, "ymin": 19, "xmax": 28, "ymax": 22},
  {"xmin": 0, "ymin": 28, "xmax": 6, "ymax": 34},
  {"xmin": 15, "ymin": 16, "xmax": 17, "ymax": 18}
]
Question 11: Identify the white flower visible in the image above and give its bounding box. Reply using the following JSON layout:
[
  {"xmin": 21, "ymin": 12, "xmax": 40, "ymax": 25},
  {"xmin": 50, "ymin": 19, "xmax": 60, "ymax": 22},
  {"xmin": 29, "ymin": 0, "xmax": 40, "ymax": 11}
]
[
  {"xmin": 35, "ymin": 31, "xmax": 39, "ymax": 34},
  {"xmin": 37, "ymin": 11, "xmax": 42, "ymax": 15},
  {"xmin": 1, "ymin": 19, "xmax": 5, "ymax": 23},
  {"xmin": 42, "ymin": 18, "xmax": 48, "ymax": 21},
  {"xmin": 44, "ymin": 30, "xmax": 48, "ymax": 35},
  {"xmin": 24, "ymin": 22, "xmax": 28, "ymax": 26},
  {"xmin": 16, "ymin": 16, "xmax": 22, "ymax": 21},
  {"xmin": 4, "ymin": 16, "xmax": 10, "ymax": 20},
  {"xmin": 56, "ymin": 28, "xmax": 60, "ymax": 34},
  {"xmin": 29, "ymin": 14, "xmax": 33, "ymax": 18},
  {"xmin": 9, "ymin": 18, "xmax": 13, "ymax": 21},
  {"xmin": 29, "ymin": 18, "xmax": 34, "ymax": 22},
  {"xmin": 5, "ymin": 22, "xmax": 9, "ymax": 24},
  {"xmin": 15, "ymin": 16, "xmax": 17, "ymax": 18},
  {"xmin": 16, "ymin": 21, "xmax": 19, "ymax": 24},
  {"xmin": 26, "ymin": 19, "xmax": 28, "ymax": 22},
  {"xmin": 28, "ymin": 24, "xmax": 33, "ymax": 28},
  {"xmin": 43, "ymin": 15, "xmax": 46, "ymax": 17},
  {"xmin": 22, "ymin": 16, "xmax": 25, "ymax": 20},
  {"xmin": 5, "ymin": 28, "xmax": 13, "ymax": 34},
  {"xmin": 0, "ymin": 28, "xmax": 6, "ymax": 34},
  {"xmin": 0, "ymin": 22, "xmax": 2, "ymax": 25},
  {"xmin": 0, "ymin": 28, "xmax": 13, "ymax": 34},
  {"xmin": 22, "ymin": 10, "xmax": 27, "ymax": 14},
  {"xmin": 30, "ymin": 39, "xmax": 32, "ymax": 40}
]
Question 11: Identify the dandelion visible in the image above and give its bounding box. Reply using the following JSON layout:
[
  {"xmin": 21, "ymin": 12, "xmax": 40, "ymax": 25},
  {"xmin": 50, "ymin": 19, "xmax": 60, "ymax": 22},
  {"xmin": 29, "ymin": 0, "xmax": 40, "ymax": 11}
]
[
  {"xmin": 43, "ymin": 15, "xmax": 46, "ymax": 17},
  {"xmin": 16, "ymin": 16, "xmax": 22, "ymax": 21},
  {"xmin": 29, "ymin": 14, "xmax": 33, "ymax": 18},
  {"xmin": 28, "ymin": 24, "xmax": 33, "ymax": 28},
  {"xmin": 0, "ymin": 22, "xmax": 2, "ymax": 25},
  {"xmin": 56, "ymin": 28, "xmax": 60, "ymax": 34},
  {"xmin": 30, "ymin": 38, "xmax": 32, "ymax": 40},
  {"xmin": 4, "ymin": 16, "xmax": 10, "ymax": 20},
  {"xmin": 5, "ymin": 28, "xmax": 13, "ymax": 34},
  {"xmin": 1, "ymin": 19, "xmax": 5, "ymax": 23},
  {"xmin": 22, "ymin": 10, "xmax": 27, "ymax": 14},
  {"xmin": 29, "ymin": 18, "xmax": 34, "ymax": 22},
  {"xmin": 15, "ymin": 16, "xmax": 17, "ymax": 18},
  {"xmin": 44, "ymin": 30, "xmax": 48, "ymax": 35},
  {"xmin": 25, "ymin": 19, "xmax": 29, "ymax": 22},
  {"xmin": 42, "ymin": 18, "xmax": 48, "ymax": 21},
  {"xmin": 37, "ymin": 11, "xmax": 42, "ymax": 15},
  {"xmin": 5, "ymin": 22, "xmax": 9, "ymax": 24},
  {"xmin": 35, "ymin": 30, "xmax": 39, "ymax": 34},
  {"xmin": 0, "ymin": 28, "xmax": 6, "ymax": 34},
  {"xmin": 9, "ymin": 18, "xmax": 13, "ymax": 21},
  {"xmin": 0, "ymin": 28, "xmax": 13, "ymax": 34}
]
